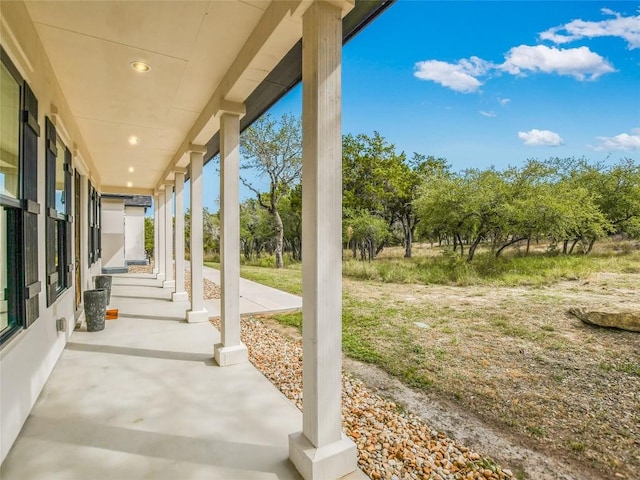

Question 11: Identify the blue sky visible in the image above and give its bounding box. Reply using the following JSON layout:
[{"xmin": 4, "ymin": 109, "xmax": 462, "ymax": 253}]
[{"xmin": 195, "ymin": 0, "xmax": 639, "ymax": 211}]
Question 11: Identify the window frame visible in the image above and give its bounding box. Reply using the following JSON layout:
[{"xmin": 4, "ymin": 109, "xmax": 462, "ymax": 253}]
[
  {"xmin": 0, "ymin": 48, "xmax": 31, "ymax": 344},
  {"xmin": 0, "ymin": 51, "xmax": 23, "ymax": 343},
  {"xmin": 45, "ymin": 117, "xmax": 72, "ymax": 305}
]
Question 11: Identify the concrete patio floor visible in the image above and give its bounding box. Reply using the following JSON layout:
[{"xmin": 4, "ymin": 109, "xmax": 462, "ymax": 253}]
[{"xmin": 1, "ymin": 273, "xmax": 363, "ymax": 480}]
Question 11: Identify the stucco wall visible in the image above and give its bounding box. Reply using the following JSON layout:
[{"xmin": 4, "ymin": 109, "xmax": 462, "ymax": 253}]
[
  {"xmin": 101, "ymin": 199, "xmax": 125, "ymax": 269},
  {"xmin": 124, "ymin": 206, "xmax": 146, "ymax": 262},
  {"xmin": 0, "ymin": 1, "xmax": 101, "ymax": 462}
]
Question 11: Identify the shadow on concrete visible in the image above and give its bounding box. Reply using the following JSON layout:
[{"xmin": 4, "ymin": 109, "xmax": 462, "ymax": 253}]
[
  {"xmin": 16, "ymin": 415, "xmax": 301, "ymax": 479},
  {"xmin": 65, "ymin": 342, "xmax": 214, "ymax": 365}
]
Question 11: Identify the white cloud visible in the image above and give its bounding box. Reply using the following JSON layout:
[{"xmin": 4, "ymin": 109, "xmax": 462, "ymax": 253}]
[
  {"xmin": 518, "ymin": 129, "xmax": 564, "ymax": 146},
  {"xmin": 540, "ymin": 9, "xmax": 640, "ymax": 49},
  {"xmin": 413, "ymin": 56, "xmax": 492, "ymax": 93},
  {"xmin": 415, "ymin": 43, "xmax": 614, "ymax": 92},
  {"xmin": 501, "ymin": 45, "xmax": 615, "ymax": 80},
  {"xmin": 497, "ymin": 97, "xmax": 511, "ymax": 106},
  {"xmin": 590, "ymin": 128, "xmax": 640, "ymax": 151},
  {"xmin": 479, "ymin": 111, "xmax": 496, "ymax": 117}
]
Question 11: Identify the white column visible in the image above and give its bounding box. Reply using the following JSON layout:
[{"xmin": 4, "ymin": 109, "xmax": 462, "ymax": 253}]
[
  {"xmin": 172, "ymin": 171, "xmax": 188, "ymax": 301},
  {"xmin": 163, "ymin": 183, "xmax": 175, "ymax": 288},
  {"xmin": 289, "ymin": 2, "xmax": 356, "ymax": 479},
  {"xmin": 187, "ymin": 146, "xmax": 209, "ymax": 323},
  {"xmin": 214, "ymin": 112, "xmax": 247, "ymax": 366},
  {"xmin": 152, "ymin": 192, "xmax": 159, "ymax": 274},
  {"xmin": 156, "ymin": 189, "xmax": 166, "ymax": 282}
]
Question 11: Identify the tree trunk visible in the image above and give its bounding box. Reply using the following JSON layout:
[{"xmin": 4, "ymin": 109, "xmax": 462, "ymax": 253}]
[
  {"xmin": 273, "ymin": 209, "xmax": 284, "ymax": 268},
  {"xmin": 457, "ymin": 233, "xmax": 464, "ymax": 257},
  {"xmin": 495, "ymin": 237, "xmax": 524, "ymax": 258},
  {"xmin": 586, "ymin": 237, "xmax": 596, "ymax": 254},
  {"xmin": 569, "ymin": 238, "xmax": 579, "ymax": 255},
  {"xmin": 563, "ymin": 239, "xmax": 569, "ymax": 254},
  {"xmin": 526, "ymin": 237, "xmax": 531, "ymax": 254},
  {"xmin": 467, "ymin": 235, "xmax": 482, "ymax": 262},
  {"xmin": 404, "ymin": 223, "xmax": 413, "ymax": 258}
]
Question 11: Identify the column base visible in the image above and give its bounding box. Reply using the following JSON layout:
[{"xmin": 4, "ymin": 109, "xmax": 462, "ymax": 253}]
[
  {"xmin": 186, "ymin": 309, "xmax": 209, "ymax": 323},
  {"xmin": 156, "ymin": 273, "xmax": 165, "ymax": 282},
  {"xmin": 289, "ymin": 432, "xmax": 357, "ymax": 480},
  {"xmin": 162, "ymin": 280, "xmax": 175, "ymax": 289},
  {"xmin": 172, "ymin": 291, "xmax": 189, "ymax": 302},
  {"xmin": 152, "ymin": 267, "xmax": 159, "ymax": 274},
  {"xmin": 214, "ymin": 343, "xmax": 248, "ymax": 367}
]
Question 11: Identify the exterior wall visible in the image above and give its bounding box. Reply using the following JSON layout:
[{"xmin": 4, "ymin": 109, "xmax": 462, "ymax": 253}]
[
  {"xmin": 0, "ymin": 1, "xmax": 101, "ymax": 463},
  {"xmin": 124, "ymin": 206, "xmax": 147, "ymax": 263},
  {"xmin": 101, "ymin": 199, "xmax": 125, "ymax": 269}
]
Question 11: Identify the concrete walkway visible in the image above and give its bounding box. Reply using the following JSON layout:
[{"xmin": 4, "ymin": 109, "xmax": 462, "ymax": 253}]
[
  {"xmin": 200, "ymin": 264, "xmax": 302, "ymax": 317},
  {"xmin": 1, "ymin": 273, "xmax": 363, "ymax": 479}
]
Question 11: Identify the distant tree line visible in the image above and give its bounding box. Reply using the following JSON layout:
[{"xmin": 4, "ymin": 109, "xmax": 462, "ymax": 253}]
[{"xmin": 182, "ymin": 113, "xmax": 640, "ymax": 267}]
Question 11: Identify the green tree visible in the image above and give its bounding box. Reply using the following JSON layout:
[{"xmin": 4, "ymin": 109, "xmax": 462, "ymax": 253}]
[
  {"xmin": 239, "ymin": 198, "xmax": 275, "ymax": 260},
  {"xmin": 344, "ymin": 212, "xmax": 389, "ymax": 261},
  {"xmin": 342, "ymin": 132, "xmax": 406, "ymax": 256},
  {"xmin": 240, "ymin": 113, "xmax": 302, "ymax": 268},
  {"xmin": 184, "ymin": 208, "xmax": 220, "ymax": 259},
  {"xmin": 391, "ymin": 153, "xmax": 449, "ymax": 257},
  {"xmin": 416, "ymin": 168, "xmax": 511, "ymax": 262},
  {"xmin": 144, "ymin": 217, "xmax": 154, "ymax": 260},
  {"xmin": 279, "ymin": 184, "xmax": 302, "ymax": 261}
]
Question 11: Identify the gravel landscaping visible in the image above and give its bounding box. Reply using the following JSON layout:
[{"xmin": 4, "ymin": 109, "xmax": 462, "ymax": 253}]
[
  {"xmin": 127, "ymin": 264, "xmax": 221, "ymax": 299},
  {"xmin": 211, "ymin": 316, "xmax": 515, "ymax": 480}
]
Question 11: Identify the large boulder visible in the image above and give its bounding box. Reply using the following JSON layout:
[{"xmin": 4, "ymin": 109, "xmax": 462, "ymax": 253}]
[{"xmin": 569, "ymin": 308, "xmax": 640, "ymax": 333}]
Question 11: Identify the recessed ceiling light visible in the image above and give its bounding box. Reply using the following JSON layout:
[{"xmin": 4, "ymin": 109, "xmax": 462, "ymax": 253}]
[
  {"xmin": 128, "ymin": 136, "xmax": 140, "ymax": 145},
  {"xmin": 130, "ymin": 61, "xmax": 150, "ymax": 72},
  {"xmin": 127, "ymin": 182, "xmax": 133, "ymax": 188},
  {"xmin": 128, "ymin": 167, "xmax": 134, "ymax": 173}
]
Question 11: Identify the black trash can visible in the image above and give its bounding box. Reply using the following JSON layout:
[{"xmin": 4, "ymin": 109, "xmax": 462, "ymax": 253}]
[
  {"xmin": 95, "ymin": 275, "xmax": 113, "ymax": 305},
  {"xmin": 84, "ymin": 289, "xmax": 107, "ymax": 332}
]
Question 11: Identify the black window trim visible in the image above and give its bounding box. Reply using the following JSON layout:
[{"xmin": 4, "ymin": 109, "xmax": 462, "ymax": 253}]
[
  {"xmin": 1, "ymin": 46, "xmax": 41, "ymax": 344},
  {"xmin": 45, "ymin": 117, "xmax": 72, "ymax": 306}
]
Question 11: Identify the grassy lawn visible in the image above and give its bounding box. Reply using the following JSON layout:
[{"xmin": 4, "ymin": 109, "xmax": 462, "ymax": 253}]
[
  {"xmin": 204, "ymin": 262, "xmax": 303, "ymax": 295},
  {"xmin": 208, "ymin": 243, "xmax": 640, "ymax": 478}
]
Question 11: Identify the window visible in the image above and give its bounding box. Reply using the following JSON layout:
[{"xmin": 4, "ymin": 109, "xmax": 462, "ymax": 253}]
[
  {"xmin": 45, "ymin": 118, "xmax": 72, "ymax": 305},
  {"xmin": 1, "ymin": 48, "xmax": 41, "ymax": 343},
  {"xmin": 0, "ymin": 59, "xmax": 21, "ymax": 340},
  {"xmin": 88, "ymin": 183, "xmax": 101, "ymax": 265}
]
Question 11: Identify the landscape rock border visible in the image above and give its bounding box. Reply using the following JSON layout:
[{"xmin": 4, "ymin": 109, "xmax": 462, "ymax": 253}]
[{"xmin": 213, "ymin": 316, "xmax": 515, "ymax": 480}]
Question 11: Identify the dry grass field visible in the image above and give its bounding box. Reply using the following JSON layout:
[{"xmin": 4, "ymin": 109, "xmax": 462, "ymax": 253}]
[{"xmin": 212, "ymin": 240, "xmax": 640, "ymax": 478}]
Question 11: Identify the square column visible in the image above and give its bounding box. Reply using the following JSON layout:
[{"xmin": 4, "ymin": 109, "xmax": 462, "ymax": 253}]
[
  {"xmin": 214, "ymin": 112, "xmax": 248, "ymax": 366},
  {"xmin": 156, "ymin": 188, "xmax": 166, "ymax": 282},
  {"xmin": 172, "ymin": 171, "xmax": 188, "ymax": 301},
  {"xmin": 153, "ymin": 192, "xmax": 159, "ymax": 274},
  {"xmin": 163, "ymin": 183, "xmax": 175, "ymax": 289},
  {"xmin": 187, "ymin": 146, "xmax": 209, "ymax": 323},
  {"xmin": 289, "ymin": 2, "xmax": 357, "ymax": 479}
]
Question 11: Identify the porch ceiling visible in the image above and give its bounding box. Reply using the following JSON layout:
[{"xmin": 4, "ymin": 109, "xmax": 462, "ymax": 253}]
[{"xmin": 23, "ymin": 0, "xmax": 311, "ymax": 193}]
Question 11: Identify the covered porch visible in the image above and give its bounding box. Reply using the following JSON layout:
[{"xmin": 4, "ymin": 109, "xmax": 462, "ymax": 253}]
[
  {"xmin": 0, "ymin": 1, "xmax": 392, "ymax": 478},
  {"xmin": 0, "ymin": 273, "xmax": 364, "ymax": 479}
]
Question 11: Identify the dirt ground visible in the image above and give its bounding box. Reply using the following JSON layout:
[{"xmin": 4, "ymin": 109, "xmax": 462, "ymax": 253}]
[{"xmin": 339, "ymin": 272, "xmax": 640, "ymax": 479}]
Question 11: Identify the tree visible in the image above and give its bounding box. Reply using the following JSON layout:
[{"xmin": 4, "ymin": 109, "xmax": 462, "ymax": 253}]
[
  {"xmin": 144, "ymin": 217, "xmax": 154, "ymax": 260},
  {"xmin": 279, "ymin": 184, "xmax": 302, "ymax": 261},
  {"xmin": 391, "ymin": 153, "xmax": 449, "ymax": 258},
  {"xmin": 416, "ymin": 168, "xmax": 511, "ymax": 262},
  {"xmin": 240, "ymin": 113, "xmax": 302, "ymax": 268},
  {"xmin": 342, "ymin": 132, "xmax": 406, "ymax": 256},
  {"xmin": 239, "ymin": 198, "xmax": 275, "ymax": 260},
  {"xmin": 344, "ymin": 212, "xmax": 389, "ymax": 261},
  {"xmin": 184, "ymin": 208, "xmax": 220, "ymax": 259}
]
